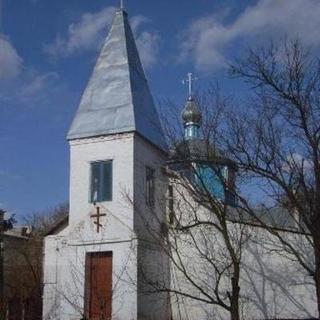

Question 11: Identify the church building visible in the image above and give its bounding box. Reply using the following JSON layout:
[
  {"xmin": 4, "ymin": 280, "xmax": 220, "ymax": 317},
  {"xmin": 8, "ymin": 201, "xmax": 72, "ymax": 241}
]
[
  {"xmin": 42, "ymin": 5, "xmax": 317, "ymax": 320},
  {"xmin": 43, "ymin": 6, "xmax": 169, "ymax": 320}
]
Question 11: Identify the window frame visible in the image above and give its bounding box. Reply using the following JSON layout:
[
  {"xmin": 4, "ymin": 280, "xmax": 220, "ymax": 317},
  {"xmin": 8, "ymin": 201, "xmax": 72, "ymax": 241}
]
[{"xmin": 89, "ymin": 160, "xmax": 113, "ymax": 203}]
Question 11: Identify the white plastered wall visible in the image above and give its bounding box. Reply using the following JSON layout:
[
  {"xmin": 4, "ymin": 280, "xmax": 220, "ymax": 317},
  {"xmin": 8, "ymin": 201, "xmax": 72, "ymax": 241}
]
[
  {"xmin": 133, "ymin": 134, "xmax": 171, "ymax": 320},
  {"xmin": 43, "ymin": 133, "xmax": 170, "ymax": 320},
  {"xmin": 43, "ymin": 133, "xmax": 139, "ymax": 320},
  {"xmin": 168, "ymin": 180, "xmax": 317, "ymax": 320}
]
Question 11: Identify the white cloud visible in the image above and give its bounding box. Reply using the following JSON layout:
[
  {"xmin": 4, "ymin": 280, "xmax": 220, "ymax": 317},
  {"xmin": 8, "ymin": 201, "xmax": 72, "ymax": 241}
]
[
  {"xmin": 19, "ymin": 71, "xmax": 59, "ymax": 97},
  {"xmin": 181, "ymin": 0, "xmax": 320, "ymax": 72},
  {"xmin": 0, "ymin": 36, "xmax": 23, "ymax": 79},
  {"xmin": 130, "ymin": 15, "xmax": 159, "ymax": 69},
  {"xmin": 130, "ymin": 15, "xmax": 149, "ymax": 32},
  {"xmin": 44, "ymin": 7, "xmax": 160, "ymax": 69},
  {"xmin": 0, "ymin": 69, "xmax": 62, "ymax": 105},
  {"xmin": 135, "ymin": 31, "xmax": 159, "ymax": 69},
  {"xmin": 44, "ymin": 7, "xmax": 115, "ymax": 58}
]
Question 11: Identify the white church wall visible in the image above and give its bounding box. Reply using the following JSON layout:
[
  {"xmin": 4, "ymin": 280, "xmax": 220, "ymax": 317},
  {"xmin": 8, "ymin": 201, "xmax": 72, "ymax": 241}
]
[
  {"xmin": 133, "ymin": 135, "xmax": 171, "ymax": 319},
  {"xmin": 169, "ymin": 227, "xmax": 317, "ymax": 319},
  {"xmin": 43, "ymin": 236, "xmax": 60, "ymax": 320},
  {"xmin": 241, "ymin": 229, "xmax": 317, "ymax": 319},
  {"xmin": 167, "ymin": 180, "xmax": 317, "ymax": 320},
  {"xmin": 43, "ymin": 232, "xmax": 139, "ymax": 319},
  {"xmin": 137, "ymin": 242, "xmax": 171, "ymax": 320},
  {"xmin": 69, "ymin": 133, "xmax": 135, "ymax": 235},
  {"xmin": 133, "ymin": 134, "xmax": 167, "ymax": 238},
  {"xmin": 43, "ymin": 132, "xmax": 145, "ymax": 320}
]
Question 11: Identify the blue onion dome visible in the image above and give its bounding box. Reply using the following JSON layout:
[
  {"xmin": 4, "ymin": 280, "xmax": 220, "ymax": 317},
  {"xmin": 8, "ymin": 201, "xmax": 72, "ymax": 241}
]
[{"xmin": 181, "ymin": 97, "xmax": 202, "ymax": 125}]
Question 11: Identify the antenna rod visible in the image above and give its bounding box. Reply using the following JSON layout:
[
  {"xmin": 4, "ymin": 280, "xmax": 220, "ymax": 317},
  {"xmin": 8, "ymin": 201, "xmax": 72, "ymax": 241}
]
[{"xmin": 120, "ymin": 0, "xmax": 124, "ymax": 9}]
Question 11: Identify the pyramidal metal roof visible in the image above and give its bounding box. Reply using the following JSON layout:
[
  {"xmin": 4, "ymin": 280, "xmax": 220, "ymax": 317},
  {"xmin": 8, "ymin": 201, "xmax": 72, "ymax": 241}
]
[{"xmin": 67, "ymin": 8, "xmax": 166, "ymax": 151}]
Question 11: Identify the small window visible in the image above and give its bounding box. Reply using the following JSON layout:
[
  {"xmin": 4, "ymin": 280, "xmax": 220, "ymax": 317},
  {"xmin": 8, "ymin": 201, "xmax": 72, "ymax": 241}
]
[
  {"xmin": 168, "ymin": 185, "xmax": 174, "ymax": 224},
  {"xmin": 145, "ymin": 166, "xmax": 155, "ymax": 207},
  {"xmin": 90, "ymin": 161, "xmax": 112, "ymax": 203}
]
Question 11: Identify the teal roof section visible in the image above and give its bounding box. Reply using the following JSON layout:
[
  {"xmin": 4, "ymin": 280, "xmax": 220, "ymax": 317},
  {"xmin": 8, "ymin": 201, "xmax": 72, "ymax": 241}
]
[{"xmin": 67, "ymin": 9, "xmax": 166, "ymax": 151}]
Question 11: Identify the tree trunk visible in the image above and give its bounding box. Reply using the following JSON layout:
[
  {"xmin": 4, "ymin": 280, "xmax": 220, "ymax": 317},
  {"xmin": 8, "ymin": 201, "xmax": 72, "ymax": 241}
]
[
  {"xmin": 230, "ymin": 274, "xmax": 240, "ymax": 320},
  {"xmin": 230, "ymin": 303, "xmax": 240, "ymax": 320},
  {"xmin": 314, "ymin": 235, "xmax": 320, "ymax": 319}
]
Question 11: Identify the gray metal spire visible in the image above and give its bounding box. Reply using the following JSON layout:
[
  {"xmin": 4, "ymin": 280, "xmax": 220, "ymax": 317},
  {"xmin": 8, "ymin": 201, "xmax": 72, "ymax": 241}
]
[{"xmin": 67, "ymin": 8, "xmax": 166, "ymax": 151}]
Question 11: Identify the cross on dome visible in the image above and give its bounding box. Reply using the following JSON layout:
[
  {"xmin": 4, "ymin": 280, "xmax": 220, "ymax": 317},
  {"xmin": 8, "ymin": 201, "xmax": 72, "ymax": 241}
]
[
  {"xmin": 183, "ymin": 72, "xmax": 197, "ymax": 99},
  {"xmin": 181, "ymin": 72, "xmax": 201, "ymax": 139}
]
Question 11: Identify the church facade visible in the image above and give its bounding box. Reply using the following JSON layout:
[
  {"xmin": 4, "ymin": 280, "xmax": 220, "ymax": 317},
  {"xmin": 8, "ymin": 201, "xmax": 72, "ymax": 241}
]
[
  {"xmin": 43, "ymin": 7, "xmax": 169, "ymax": 320},
  {"xmin": 42, "ymin": 7, "xmax": 317, "ymax": 320}
]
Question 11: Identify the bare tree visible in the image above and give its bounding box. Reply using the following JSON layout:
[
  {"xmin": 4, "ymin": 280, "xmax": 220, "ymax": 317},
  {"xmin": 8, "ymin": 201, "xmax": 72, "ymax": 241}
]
[
  {"xmin": 129, "ymin": 68, "xmax": 318, "ymax": 319},
  {"xmin": 0, "ymin": 203, "xmax": 69, "ymax": 320},
  {"xmin": 165, "ymin": 164, "xmax": 247, "ymax": 320},
  {"xmin": 125, "ymin": 91, "xmax": 254, "ymax": 320},
  {"xmin": 26, "ymin": 202, "xmax": 69, "ymax": 236},
  {"xmin": 4, "ymin": 230, "xmax": 43, "ymax": 320},
  {"xmin": 225, "ymin": 38, "xmax": 320, "ymax": 317}
]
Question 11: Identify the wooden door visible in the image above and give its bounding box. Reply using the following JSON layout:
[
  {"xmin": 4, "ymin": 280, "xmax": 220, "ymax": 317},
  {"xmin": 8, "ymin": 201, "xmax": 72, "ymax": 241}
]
[
  {"xmin": 8, "ymin": 299, "xmax": 22, "ymax": 320},
  {"xmin": 85, "ymin": 252, "xmax": 113, "ymax": 320}
]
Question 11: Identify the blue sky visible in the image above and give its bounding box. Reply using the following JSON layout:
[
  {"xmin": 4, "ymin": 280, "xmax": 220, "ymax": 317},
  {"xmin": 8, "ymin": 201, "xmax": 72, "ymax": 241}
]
[{"xmin": 1, "ymin": 0, "xmax": 320, "ymax": 219}]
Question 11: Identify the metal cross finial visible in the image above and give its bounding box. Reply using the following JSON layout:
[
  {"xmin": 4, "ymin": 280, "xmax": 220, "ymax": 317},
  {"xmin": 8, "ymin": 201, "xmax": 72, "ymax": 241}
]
[{"xmin": 182, "ymin": 72, "xmax": 197, "ymax": 98}]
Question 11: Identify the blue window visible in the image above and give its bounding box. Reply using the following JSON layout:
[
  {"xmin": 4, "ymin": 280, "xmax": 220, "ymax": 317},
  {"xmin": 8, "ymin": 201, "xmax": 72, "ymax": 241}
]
[
  {"xmin": 90, "ymin": 161, "xmax": 113, "ymax": 203},
  {"xmin": 197, "ymin": 164, "xmax": 236, "ymax": 206},
  {"xmin": 197, "ymin": 165, "xmax": 225, "ymax": 200}
]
